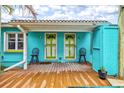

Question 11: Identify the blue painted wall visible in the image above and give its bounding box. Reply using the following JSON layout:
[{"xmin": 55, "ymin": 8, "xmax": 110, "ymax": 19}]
[
  {"xmin": 1, "ymin": 28, "xmax": 91, "ymax": 66},
  {"xmin": 92, "ymin": 27, "xmax": 101, "ymax": 71},
  {"xmin": 27, "ymin": 32, "xmax": 92, "ymax": 63},
  {"xmin": 1, "ymin": 27, "xmax": 23, "ymax": 67},
  {"xmin": 1, "ymin": 25, "xmax": 118, "ymax": 76},
  {"xmin": 102, "ymin": 25, "xmax": 118, "ymax": 75},
  {"xmin": 92, "ymin": 25, "xmax": 118, "ymax": 75}
]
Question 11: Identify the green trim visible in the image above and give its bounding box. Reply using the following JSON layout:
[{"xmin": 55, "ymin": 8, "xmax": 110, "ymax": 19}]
[
  {"xmin": 65, "ymin": 56, "xmax": 75, "ymax": 58},
  {"xmin": 65, "ymin": 33, "xmax": 75, "ymax": 59},
  {"xmin": 65, "ymin": 44, "xmax": 75, "ymax": 46},
  {"xmin": 46, "ymin": 56, "xmax": 56, "ymax": 58},
  {"xmin": 46, "ymin": 33, "xmax": 56, "ymax": 59},
  {"xmin": 5, "ymin": 50, "xmax": 23, "ymax": 53},
  {"xmin": 46, "ymin": 44, "xmax": 56, "ymax": 46}
]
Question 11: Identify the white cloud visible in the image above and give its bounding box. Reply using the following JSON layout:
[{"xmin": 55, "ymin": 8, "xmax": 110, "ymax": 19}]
[
  {"xmin": 48, "ymin": 5, "xmax": 61, "ymax": 10},
  {"xmin": 40, "ymin": 6, "xmax": 49, "ymax": 12},
  {"xmin": 1, "ymin": 12, "xmax": 13, "ymax": 22},
  {"xmin": 68, "ymin": 11, "xmax": 75, "ymax": 15},
  {"xmin": 13, "ymin": 9, "xmax": 23, "ymax": 16},
  {"xmin": 94, "ymin": 6, "xmax": 119, "ymax": 13},
  {"xmin": 33, "ymin": 5, "xmax": 41, "ymax": 10},
  {"xmin": 1, "ymin": 5, "xmax": 119, "ymax": 24},
  {"xmin": 61, "ymin": 6, "xmax": 69, "ymax": 11},
  {"xmin": 43, "ymin": 12, "xmax": 73, "ymax": 20},
  {"xmin": 76, "ymin": 6, "xmax": 119, "ymax": 23},
  {"xmin": 33, "ymin": 6, "xmax": 50, "ymax": 16}
]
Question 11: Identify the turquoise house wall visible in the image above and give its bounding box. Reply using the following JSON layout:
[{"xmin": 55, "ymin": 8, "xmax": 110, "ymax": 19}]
[
  {"xmin": 1, "ymin": 28, "xmax": 92, "ymax": 66},
  {"xmin": 102, "ymin": 25, "xmax": 118, "ymax": 75},
  {"xmin": 27, "ymin": 32, "xmax": 92, "ymax": 63},
  {"xmin": 1, "ymin": 25, "xmax": 118, "ymax": 75},
  {"xmin": 27, "ymin": 32, "xmax": 45, "ymax": 63},
  {"xmin": 76, "ymin": 32, "xmax": 92, "ymax": 63},
  {"xmin": 92, "ymin": 27, "xmax": 101, "ymax": 72},
  {"xmin": 92, "ymin": 25, "xmax": 118, "ymax": 75},
  {"xmin": 1, "ymin": 27, "xmax": 23, "ymax": 67}
]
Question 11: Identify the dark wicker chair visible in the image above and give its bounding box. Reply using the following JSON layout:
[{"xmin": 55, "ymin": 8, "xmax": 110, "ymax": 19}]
[{"xmin": 30, "ymin": 48, "xmax": 39, "ymax": 64}]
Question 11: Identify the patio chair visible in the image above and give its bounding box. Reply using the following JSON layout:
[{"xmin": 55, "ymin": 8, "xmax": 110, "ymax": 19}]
[
  {"xmin": 30, "ymin": 48, "xmax": 39, "ymax": 64},
  {"xmin": 79, "ymin": 48, "xmax": 87, "ymax": 64}
]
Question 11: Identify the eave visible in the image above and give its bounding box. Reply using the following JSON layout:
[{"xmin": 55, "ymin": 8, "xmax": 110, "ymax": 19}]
[{"xmin": 2, "ymin": 20, "xmax": 111, "ymax": 32}]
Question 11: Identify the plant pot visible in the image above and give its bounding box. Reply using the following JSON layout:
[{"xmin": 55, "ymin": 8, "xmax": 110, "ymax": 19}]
[
  {"xmin": 98, "ymin": 70, "xmax": 107, "ymax": 80},
  {"xmin": 98, "ymin": 70, "xmax": 101, "ymax": 74}
]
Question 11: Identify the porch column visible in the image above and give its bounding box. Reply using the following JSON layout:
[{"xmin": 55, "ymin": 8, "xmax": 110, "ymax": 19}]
[{"xmin": 23, "ymin": 32, "xmax": 27, "ymax": 70}]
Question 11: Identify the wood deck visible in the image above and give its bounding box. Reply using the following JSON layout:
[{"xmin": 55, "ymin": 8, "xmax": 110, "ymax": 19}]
[{"xmin": 0, "ymin": 63, "xmax": 111, "ymax": 88}]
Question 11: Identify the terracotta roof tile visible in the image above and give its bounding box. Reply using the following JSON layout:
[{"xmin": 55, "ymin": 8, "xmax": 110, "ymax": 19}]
[{"xmin": 10, "ymin": 20, "xmax": 110, "ymax": 24}]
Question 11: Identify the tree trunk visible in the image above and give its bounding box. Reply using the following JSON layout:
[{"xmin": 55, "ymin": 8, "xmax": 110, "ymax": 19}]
[
  {"xmin": 119, "ymin": 6, "xmax": 124, "ymax": 79},
  {"xmin": 0, "ymin": 5, "xmax": 2, "ymax": 71}
]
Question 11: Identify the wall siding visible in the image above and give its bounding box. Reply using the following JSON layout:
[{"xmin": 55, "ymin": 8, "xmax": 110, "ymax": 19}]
[
  {"xmin": 1, "ymin": 27, "xmax": 23, "ymax": 67},
  {"xmin": 27, "ymin": 32, "xmax": 92, "ymax": 63},
  {"xmin": 1, "ymin": 25, "xmax": 118, "ymax": 76},
  {"xmin": 92, "ymin": 25, "xmax": 118, "ymax": 75},
  {"xmin": 102, "ymin": 25, "xmax": 118, "ymax": 75}
]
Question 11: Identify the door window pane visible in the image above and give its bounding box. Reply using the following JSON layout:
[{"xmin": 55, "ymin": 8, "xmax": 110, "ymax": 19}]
[
  {"xmin": 47, "ymin": 39, "xmax": 51, "ymax": 44},
  {"xmin": 65, "ymin": 47, "xmax": 69, "ymax": 57},
  {"xmin": 46, "ymin": 46, "xmax": 51, "ymax": 57},
  {"xmin": 70, "ymin": 46, "xmax": 75, "ymax": 57},
  {"xmin": 52, "ymin": 46, "xmax": 56, "ymax": 57}
]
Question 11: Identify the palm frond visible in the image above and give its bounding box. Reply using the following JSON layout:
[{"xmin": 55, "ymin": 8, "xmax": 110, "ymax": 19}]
[
  {"xmin": 24, "ymin": 5, "xmax": 37, "ymax": 19},
  {"xmin": 2, "ymin": 5, "xmax": 37, "ymax": 20},
  {"xmin": 2, "ymin": 5, "xmax": 14, "ymax": 15},
  {"xmin": 14, "ymin": 5, "xmax": 37, "ymax": 19}
]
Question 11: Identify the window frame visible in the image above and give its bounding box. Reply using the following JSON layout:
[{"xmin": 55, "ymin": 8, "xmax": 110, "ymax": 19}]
[
  {"xmin": 4, "ymin": 32, "xmax": 24, "ymax": 52},
  {"xmin": 45, "ymin": 33, "xmax": 57, "ymax": 60},
  {"xmin": 64, "ymin": 33, "xmax": 76, "ymax": 60}
]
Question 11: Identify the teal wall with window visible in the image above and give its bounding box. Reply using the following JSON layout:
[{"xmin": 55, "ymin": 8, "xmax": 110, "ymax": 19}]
[
  {"xmin": 1, "ymin": 25, "xmax": 119, "ymax": 76},
  {"xmin": 1, "ymin": 27, "xmax": 23, "ymax": 67},
  {"xmin": 27, "ymin": 32, "xmax": 92, "ymax": 63},
  {"xmin": 1, "ymin": 28, "xmax": 92, "ymax": 66}
]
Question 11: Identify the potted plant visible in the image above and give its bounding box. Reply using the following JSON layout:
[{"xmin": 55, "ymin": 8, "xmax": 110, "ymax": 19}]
[{"xmin": 98, "ymin": 67, "xmax": 107, "ymax": 79}]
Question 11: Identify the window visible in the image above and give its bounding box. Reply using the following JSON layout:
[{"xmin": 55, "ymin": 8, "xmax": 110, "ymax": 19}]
[
  {"xmin": 64, "ymin": 33, "xmax": 76, "ymax": 59},
  {"xmin": 8, "ymin": 34, "xmax": 16, "ymax": 50},
  {"xmin": 45, "ymin": 33, "xmax": 57, "ymax": 59},
  {"xmin": 4, "ymin": 33, "xmax": 23, "ymax": 51}
]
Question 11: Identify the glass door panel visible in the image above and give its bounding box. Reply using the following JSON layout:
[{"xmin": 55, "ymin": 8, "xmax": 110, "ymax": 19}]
[
  {"xmin": 65, "ymin": 33, "xmax": 76, "ymax": 59},
  {"xmin": 45, "ymin": 33, "xmax": 57, "ymax": 59}
]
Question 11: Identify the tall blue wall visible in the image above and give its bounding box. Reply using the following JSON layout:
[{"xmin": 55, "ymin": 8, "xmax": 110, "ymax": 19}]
[
  {"xmin": 102, "ymin": 25, "xmax": 118, "ymax": 75},
  {"xmin": 92, "ymin": 25, "xmax": 118, "ymax": 75},
  {"xmin": 27, "ymin": 32, "xmax": 92, "ymax": 63}
]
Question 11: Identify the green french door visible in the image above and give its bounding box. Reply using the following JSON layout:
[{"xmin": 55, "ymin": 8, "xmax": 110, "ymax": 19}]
[
  {"xmin": 45, "ymin": 33, "xmax": 57, "ymax": 59},
  {"xmin": 64, "ymin": 33, "xmax": 76, "ymax": 59}
]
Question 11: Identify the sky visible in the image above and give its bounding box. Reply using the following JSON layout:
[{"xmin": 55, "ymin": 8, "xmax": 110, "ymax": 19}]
[{"xmin": 1, "ymin": 5, "xmax": 119, "ymax": 24}]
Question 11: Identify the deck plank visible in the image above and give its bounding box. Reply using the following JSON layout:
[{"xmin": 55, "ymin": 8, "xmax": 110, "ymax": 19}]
[{"xmin": 0, "ymin": 63, "xmax": 110, "ymax": 88}]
